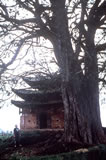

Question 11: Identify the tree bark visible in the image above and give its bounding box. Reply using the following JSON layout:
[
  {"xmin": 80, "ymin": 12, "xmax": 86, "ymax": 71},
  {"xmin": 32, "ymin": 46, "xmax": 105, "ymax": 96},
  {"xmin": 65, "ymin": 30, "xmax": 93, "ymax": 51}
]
[{"xmin": 49, "ymin": 0, "xmax": 105, "ymax": 144}]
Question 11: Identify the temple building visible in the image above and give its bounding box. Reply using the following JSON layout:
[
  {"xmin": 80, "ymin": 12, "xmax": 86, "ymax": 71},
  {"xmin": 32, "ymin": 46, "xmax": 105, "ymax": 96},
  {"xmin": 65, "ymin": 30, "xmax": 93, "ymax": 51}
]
[{"xmin": 11, "ymin": 76, "xmax": 64, "ymax": 130}]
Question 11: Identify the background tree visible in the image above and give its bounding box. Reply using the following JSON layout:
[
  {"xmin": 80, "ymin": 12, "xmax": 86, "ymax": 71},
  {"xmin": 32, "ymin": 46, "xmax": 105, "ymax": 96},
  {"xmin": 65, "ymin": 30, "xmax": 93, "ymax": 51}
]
[
  {"xmin": 0, "ymin": 0, "xmax": 106, "ymax": 144},
  {"xmin": 0, "ymin": 38, "xmax": 57, "ymax": 107}
]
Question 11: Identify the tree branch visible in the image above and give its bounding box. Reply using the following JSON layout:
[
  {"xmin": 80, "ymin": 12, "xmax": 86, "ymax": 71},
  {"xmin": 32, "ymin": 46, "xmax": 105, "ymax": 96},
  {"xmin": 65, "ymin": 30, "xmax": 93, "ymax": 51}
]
[
  {"xmin": 96, "ymin": 43, "xmax": 106, "ymax": 51},
  {"xmin": 88, "ymin": 1, "xmax": 106, "ymax": 28},
  {"xmin": 0, "ymin": 35, "xmax": 37, "ymax": 76}
]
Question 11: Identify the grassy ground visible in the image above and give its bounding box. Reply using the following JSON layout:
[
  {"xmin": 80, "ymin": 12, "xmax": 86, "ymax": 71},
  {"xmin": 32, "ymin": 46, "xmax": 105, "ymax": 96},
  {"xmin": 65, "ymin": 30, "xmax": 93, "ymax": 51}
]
[
  {"xmin": 8, "ymin": 144, "xmax": 106, "ymax": 160},
  {"xmin": 1, "ymin": 131, "xmax": 106, "ymax": 160},
  {"xmin": 0, "ymin": 134, "xmax": 12, "ymax": 140}
]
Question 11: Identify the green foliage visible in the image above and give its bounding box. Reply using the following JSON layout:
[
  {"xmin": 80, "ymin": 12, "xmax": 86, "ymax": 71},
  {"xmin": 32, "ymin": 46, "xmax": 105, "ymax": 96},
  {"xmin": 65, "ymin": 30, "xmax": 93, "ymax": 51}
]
[
  {"xmin": 0, "ymin": 136, "xmax": 14, "ymax": 153},
  {"xmin": 0, "ymin": 134, "xmax": 12, "ymax": 140}
]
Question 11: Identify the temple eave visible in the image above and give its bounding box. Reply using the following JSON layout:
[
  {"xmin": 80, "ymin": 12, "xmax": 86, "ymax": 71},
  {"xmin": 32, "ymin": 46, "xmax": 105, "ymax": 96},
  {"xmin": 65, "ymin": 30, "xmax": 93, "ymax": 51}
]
[
  {"xmin": 11, "ymin": 100, "xmax": 63, "ymax": 109},
  {"xmin": 23, "ymin": 77, "xmax": 61, "ymax": 89},
  {"xmin": 12, "ymin": 88, "xmax": 62, "ymax": 102}
]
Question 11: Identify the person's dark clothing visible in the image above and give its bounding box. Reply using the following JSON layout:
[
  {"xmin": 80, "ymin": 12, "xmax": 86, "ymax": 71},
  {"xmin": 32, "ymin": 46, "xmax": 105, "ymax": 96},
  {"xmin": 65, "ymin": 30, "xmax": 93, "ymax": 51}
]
[{"xmin": 14, "ymin": 127, "xmax": 20, "ymax": 147}]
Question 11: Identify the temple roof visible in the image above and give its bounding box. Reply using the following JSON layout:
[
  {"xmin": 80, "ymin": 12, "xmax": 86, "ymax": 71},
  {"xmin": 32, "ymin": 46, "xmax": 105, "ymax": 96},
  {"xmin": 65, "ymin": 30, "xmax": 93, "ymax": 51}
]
[
  {"xmin": 12, "ymin": 75, "xmax": 63, "ymax": 109},
  {"xmin": 12, "ymin": 88, "xmax": 62, "ymax": 102},
  {"xmin": 23, "ymin": 77, "xmax": 61, "ymax": 90},
  {"xmin": 11, "ymin": 100, "xmax": 63, "ymax": 109}
]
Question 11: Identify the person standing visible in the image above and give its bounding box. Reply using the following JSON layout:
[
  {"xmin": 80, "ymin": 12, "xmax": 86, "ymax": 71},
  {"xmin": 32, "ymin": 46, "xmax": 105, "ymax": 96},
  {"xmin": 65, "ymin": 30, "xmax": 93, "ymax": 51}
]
[{"xmin": 13, "ymin": 125, "xmax": 20, "ymax": 147}]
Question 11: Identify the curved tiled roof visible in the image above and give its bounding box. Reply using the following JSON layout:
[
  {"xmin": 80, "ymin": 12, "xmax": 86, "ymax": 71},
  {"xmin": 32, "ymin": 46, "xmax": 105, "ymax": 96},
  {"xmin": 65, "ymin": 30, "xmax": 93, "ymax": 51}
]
[
  {"xmin": 11, "ymin": 100, "xmax": 63, "ymax": 109},
  {"xmin": 23, "ymin": 76, "xmax": 61, "ymax": 90},
  {"xmin": 12, "ymin": 88, "xmax": 62, "ymax": 102}
]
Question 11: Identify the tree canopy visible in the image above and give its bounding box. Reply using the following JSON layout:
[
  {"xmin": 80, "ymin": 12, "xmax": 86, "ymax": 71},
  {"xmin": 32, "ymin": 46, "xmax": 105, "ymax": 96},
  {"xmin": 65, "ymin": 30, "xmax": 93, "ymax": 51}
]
[
  {"xmin": 0, "ymin": 0, "xmax": 106, "ymax": 144},
  {"xmin": 0, "ymin": 0, "xmax": 106, "ymax": 79}
]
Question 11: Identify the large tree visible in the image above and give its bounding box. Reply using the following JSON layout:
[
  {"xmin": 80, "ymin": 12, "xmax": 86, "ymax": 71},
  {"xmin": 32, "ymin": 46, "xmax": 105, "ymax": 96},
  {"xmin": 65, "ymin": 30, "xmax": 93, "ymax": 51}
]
[{"xmin": 0, "ymin": 0, "xmax": 106, "ymax": 144}]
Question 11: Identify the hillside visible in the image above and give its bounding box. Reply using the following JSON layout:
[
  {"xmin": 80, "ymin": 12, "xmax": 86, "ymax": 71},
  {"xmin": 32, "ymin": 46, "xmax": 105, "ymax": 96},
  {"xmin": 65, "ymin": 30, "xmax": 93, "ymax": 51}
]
[{"xmin": 0, "ymin": 130, "xmax": 106, "ymax": 160}]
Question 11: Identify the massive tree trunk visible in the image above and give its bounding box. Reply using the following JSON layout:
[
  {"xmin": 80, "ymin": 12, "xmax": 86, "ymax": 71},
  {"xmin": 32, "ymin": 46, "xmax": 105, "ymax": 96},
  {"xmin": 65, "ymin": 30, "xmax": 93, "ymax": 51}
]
[{"xmin": 50, "ymin": 0, "xmax": 105, "ymax": 144}]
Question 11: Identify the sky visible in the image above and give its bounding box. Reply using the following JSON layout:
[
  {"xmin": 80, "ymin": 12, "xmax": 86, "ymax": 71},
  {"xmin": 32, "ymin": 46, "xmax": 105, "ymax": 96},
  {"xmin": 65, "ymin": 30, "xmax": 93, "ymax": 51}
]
[
  {"xmin": 100, "ymin": 104, "xmax": 106, "ymax": 127},
  {"xmin": 0, "ymin": 104, "xmax": 20, "ymax": 132}
]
